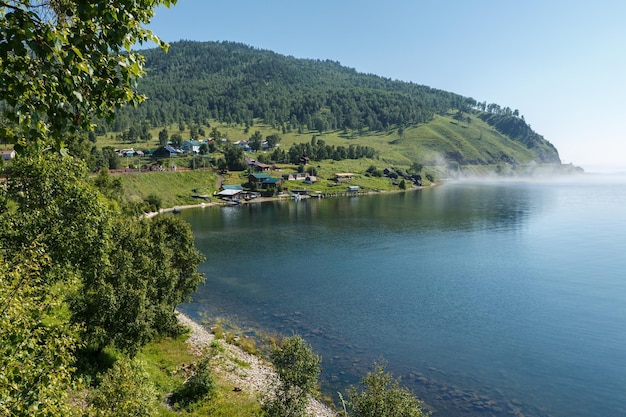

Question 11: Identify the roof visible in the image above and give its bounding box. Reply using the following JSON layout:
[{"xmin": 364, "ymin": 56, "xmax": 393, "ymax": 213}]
[
  {"xmin": 163, "ymin": 145, "xmax": 183, "ymax": 154},
  {"xmin": 263, "ymin": 177, "xmax": 282, "ymax": 184},
  {"xmin": 222, "ymin": 184, "xmax": 244, "ymax": 191},
  {"xmin": 217, "ymin": 189, "xmax": 242, "ymax": 197},
  {"xmin": 250, "ymin": 173, "xmax": 271, "ymax": 179}
]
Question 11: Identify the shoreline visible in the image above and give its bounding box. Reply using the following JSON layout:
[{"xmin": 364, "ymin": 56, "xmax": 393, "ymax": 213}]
[
  {"xmin": 175, "ymin": 310, "xmax": 336, "ymax": 417},
  {"xmin": 145, "ymin": 184, "xmax": 435, "ymax": 218}
]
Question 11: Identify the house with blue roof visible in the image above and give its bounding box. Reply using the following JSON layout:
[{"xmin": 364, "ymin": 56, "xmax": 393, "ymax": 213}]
[
  {"xmin": 181, "ymin": 140, "xmax": 202, "ymax": 154},
  {"xmin": 151, "ymin": 145, "xmax": 183, "ymax": 158}
]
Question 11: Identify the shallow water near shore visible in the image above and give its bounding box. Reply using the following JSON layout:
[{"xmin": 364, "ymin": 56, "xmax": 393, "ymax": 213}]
[{"xmin": 178, "ymin": 174, "xmax": 626, "ymax": 417}]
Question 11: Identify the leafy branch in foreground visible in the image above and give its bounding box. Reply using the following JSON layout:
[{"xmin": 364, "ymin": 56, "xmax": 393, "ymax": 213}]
[{"xmin": 0, "ymin": 0, "xmax": 176, "ymax": 152}]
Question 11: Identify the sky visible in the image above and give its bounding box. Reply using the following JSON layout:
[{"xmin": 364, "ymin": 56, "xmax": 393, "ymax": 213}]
[{"xmin": 146, "ymin": 0, "xmax": 626, "ymax": 171}]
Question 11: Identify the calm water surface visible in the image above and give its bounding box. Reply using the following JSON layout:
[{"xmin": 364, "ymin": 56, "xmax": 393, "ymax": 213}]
[{"xmin": 178, "ymin": 175, "xmax": 626, "ymax": 417}]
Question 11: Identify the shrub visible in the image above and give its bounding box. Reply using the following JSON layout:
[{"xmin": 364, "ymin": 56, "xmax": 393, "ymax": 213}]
[
  {"xmin": 88, "ymin": 358, "xmax": 158, "ymax": 417},
  {"xmin": 262, "ymin": 335, "xmax": 321, "ymax": 417},
  {"xmin": 347, "ymin": 362, "xmax": 425, "ymax": 417},
  {"xmin": 170, "ymin": 355, "xmax": 216, "ymax": 409},
  {"xmin": 144, "ymin": 194, "xmax": 162, "ymax": 212}
]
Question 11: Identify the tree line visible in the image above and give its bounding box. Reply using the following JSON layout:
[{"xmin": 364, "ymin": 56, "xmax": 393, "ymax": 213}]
[{"xmin": 102, "ymin": 40, "xmax": 474, "ymax": 136}]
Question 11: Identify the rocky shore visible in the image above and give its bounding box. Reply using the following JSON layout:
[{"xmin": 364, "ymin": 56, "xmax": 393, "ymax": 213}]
[{"xmin": 176, "ymin": 311, "xmax": 336, "ymax": 417}]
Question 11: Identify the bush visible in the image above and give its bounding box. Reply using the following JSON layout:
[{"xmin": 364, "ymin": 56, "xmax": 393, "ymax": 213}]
[
  {"xmin": 262, "ymin": 335, "xmax": 321, "ymax": 417},
  {"xmin": 88, "ymin": 358, "xmax": 158, "ymax": 417},
  {"xmin": 347, "ymin": 362, "xmax": 425, "ymax": 417},
  {"xmin": 170, "ymin": 355, "xmax": 216, "ymax": 409},
  {"xmin": 144, "ymin": 194, "xmax": 162, "ymax": 212}
]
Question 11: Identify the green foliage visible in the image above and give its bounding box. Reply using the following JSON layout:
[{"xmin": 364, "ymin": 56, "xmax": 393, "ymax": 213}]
[
  {"xmin": 478, "ymin": 113, "xmax": 560, "ymax": 163},
  {"xmin": 263, "ymin": 335, "xmax": 321, "ymax": 417},
  {"xmin": 92, "ymin": 168, "xmax": 124, "ymax": 205},
  {"xmin": 71, "ymin": 214, "xmax": 205, "ymax": 356},
  {"xmin": 115, "ymin": 41, "xmax": 473, "ymax": 135},
  {"xmin": 223, "ymin": 143, "xmax": 247, "ymax": 170},
  {"xmin": 2, "ymin": 155, "xmax": 113, "ymax": 287},
  {"xmin": 347, "ymin": 362, "xmax": 425, "ymax": 417},
  {"xmin": 158, "ymin": 127, "xmax": 169, "ymax": 146},
  {"xmin": 270, "ymin": 335, "xmax": 321, "ymax": 393},
  {"xmin": 103, "ymin": 40, "xmax": 560, "ymax": 167},
  {"xmin": 101, "ymin": 146, "xmax": 122, "ymax": 169},
  {"xmin": 171, "ymin": 133, "xmax": 183, "ymax": 147},
  {"xmin": 144, "ymin": 193, "xmax": 163, "ymax": 212},
  {"xmin": 0, "ymin": 244, "xmax": 79, "ymax": 417},
  {"xmin": 170, "ymin": 355, "xmax": 217, "ymax": 409},
  {"xmin": 266, "ymin": 133, "xmax": 281, "ymax": 148},
  {"xmin": 409, "ymin": 162, "xmax": 424, "ymax": 174},
  {"xmin": 2, "ymin": 154, "xmax": 204, "ymax": 358},
  {"xmin": 288, "ymin": 141, "xmax": 376, "ymax": 163},
  {"xmin": 0, "ymin": 0, "xmax": 176, "ymax": 152},
  {"xmin": 88, "ymin": 358, "xmax": 158, "ymax": 417}
]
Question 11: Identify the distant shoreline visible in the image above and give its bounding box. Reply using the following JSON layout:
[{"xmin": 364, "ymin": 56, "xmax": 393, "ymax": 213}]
[{"xmin": 144, "ymin": 184, "xmax": 434, "ymax": 218}]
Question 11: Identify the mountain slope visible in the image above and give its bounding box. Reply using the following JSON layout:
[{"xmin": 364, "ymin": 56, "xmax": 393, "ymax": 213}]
[{"xmin": 113, "ymin": 40, "xmax": 560, "ymax": 166}]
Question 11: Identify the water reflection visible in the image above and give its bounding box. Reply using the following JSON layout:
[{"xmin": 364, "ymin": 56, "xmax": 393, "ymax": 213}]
[{"xmin": 177, "ymin": 179, "xmax": 626, "ymax": 417}]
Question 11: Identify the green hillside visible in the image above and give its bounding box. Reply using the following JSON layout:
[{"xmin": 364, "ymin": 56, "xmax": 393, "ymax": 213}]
[{"xmin": 100, "ymin": 41, "xmax": 561, "ymax": 170}]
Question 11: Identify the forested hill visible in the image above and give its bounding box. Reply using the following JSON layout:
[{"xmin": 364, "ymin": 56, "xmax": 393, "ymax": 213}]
[{"xmin": 112, "ymin": 40, "xmax": 560, "ymax": 164}]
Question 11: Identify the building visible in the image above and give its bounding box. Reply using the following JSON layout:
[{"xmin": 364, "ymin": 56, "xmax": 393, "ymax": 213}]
[
  {"xmin": 334, "ymin": 173, "xmax": 355, "ymax": 182},
  {"xmin": 1, "ymin": 149, "xmax": 16, "ymax": 161},
  {"xmin": 181, "ymin": 140, "xmax": 202, "ymax": 154},
  {"xmin": 152, "ymin": 145, "xmax": 183, "ymax": 158},
  {"xmin": 245, "ymin": 158, "xmax": 271, "ymax": 172}
]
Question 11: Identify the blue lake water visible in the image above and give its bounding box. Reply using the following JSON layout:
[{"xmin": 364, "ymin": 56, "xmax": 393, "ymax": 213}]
[{"xmin": 177, "ymin": 174, "xmax": 626, "ymax": 416}]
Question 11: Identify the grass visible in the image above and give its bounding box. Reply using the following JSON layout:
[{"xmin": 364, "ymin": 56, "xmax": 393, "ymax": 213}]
[
  {"xmin": 102, "ymin": 112, "xmax": 566, "ymax": 209},
  {"xmin": 99, "ymin": 112, "xmax": 546, "ymax": 171},
  {"xmin": 136, "ymin": 333, "xmax": 262, "ymax": 416},
  {"xmin": 118, "ymin": 169, "xmax": 219, "ymax": 208}
]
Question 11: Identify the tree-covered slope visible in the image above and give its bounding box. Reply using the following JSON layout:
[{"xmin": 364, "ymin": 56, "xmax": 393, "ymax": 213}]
[{"xmin": 112, "ymin": 40, "xmax": 560, "ymax": 165}]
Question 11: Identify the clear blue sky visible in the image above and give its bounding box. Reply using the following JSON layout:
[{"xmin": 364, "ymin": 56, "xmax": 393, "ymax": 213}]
[{"xmin": 147, "ymin": 0, "xmax": 626, "ymax": 171}]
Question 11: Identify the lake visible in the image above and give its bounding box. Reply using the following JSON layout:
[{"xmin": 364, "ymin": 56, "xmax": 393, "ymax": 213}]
[{"xmin": 177, "ymin": 174, "xmax": 626, "ymax": 416}]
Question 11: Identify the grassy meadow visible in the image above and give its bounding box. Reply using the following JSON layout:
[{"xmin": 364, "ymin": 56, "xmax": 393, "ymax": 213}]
[{"xmin": 98, "ymin": 111, "xmax": 561, "ymax": 208}]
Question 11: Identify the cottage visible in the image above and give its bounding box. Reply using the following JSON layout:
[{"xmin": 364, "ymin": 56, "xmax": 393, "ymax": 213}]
[
  {"xmin": 1, "ymin": 149, "xmax": 16, "ymax": 161},
  {"xmin": 234, "ymin": 140, "xmax": 251, "ymax": 152},
  {"xmin": 152, "ymin": 145, "xmax": 183, "ymax": 158},
  {"xmin": 248, "ymin": 173, "xmax": 271, "ymax": 184},
  {"xmin": 245, "ymin": 158, "xmax": 271, "ymax": 172},
  {"xmin": 217, "ymin": 189, "xmax": 242, "ymax": 201},
  {"xmin": 282, "ymin": 172, "xmax": 309, "ymax": 181},
  {"xmin": 181, "ymin": 140, "xmax": 202, "ymax": 154},
  {"xmin": 259, "ymin": 177, "xmax": 283, "ymax": 190},
  {"xmin": 334, "ymin": 173, "xmax": 355, "ymax": 182},
  {"xmin": 304, "ymin": 176, "xmax": 319, "ymax": 184}
]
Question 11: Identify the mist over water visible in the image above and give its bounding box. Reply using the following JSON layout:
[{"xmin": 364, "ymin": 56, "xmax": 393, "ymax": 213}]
[{"xmin": 178, "ymin": 175, "xmax": 626, "ymax": 417}]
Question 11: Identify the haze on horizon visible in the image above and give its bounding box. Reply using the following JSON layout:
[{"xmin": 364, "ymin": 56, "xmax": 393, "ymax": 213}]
[{"xmin": 147, "ymin": 0, "xmax": 626, "ymax": 172}]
